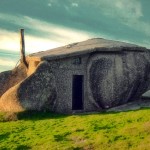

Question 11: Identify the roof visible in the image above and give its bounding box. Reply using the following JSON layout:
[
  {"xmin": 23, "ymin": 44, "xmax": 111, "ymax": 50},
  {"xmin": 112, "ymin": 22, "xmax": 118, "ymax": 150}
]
[{"xmin": 27, "ymin": 38, "xmax": 146, "ymax": 61}]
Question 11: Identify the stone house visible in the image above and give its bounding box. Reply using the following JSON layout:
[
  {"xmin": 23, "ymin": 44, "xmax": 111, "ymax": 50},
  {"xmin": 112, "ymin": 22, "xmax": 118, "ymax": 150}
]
[{"xmin": 0, "ymin": 38, "xmax": 150, "ymax": 113}]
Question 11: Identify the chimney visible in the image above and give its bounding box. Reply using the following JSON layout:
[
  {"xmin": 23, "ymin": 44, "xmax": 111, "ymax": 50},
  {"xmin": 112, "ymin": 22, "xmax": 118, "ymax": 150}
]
[{"xmin": 20, "ymin": 29, "xmax": 28, "ymax": 67}]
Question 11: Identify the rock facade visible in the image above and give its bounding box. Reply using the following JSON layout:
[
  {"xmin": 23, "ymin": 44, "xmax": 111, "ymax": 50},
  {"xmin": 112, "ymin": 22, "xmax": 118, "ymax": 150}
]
[
  {"xmin": 0, "ymin": 48, "xmax": 150, "ymax": 113},
  {"xmin": 88, "ymin": 51, "xmax": 150, "ymax": 109}
]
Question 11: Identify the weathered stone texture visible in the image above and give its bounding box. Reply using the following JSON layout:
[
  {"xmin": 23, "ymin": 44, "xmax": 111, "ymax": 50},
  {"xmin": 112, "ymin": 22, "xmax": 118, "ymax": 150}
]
[
  {"xmin": 46, "ymin": 54, "xmax": 98, "ymax": 113},
  {"xmin": 0, "ymin": 84, "xmax": 24, "ymax": 112},
  {"xmin": 0, "ymin": 38, "xmax": 150, "ymax": 113},
  {"xmin": 0, "ymin": 63, "xmax": 27, "ymax": 97},
  {"xmin": 88, "ymin": 51, "xmax": 150, "ymax": 109},
  {"xmin": 0, "ymin": 61, "xmax": 57, "ymax": 112},
  {"xmin": 27, "ymin": 60, "xmax": 40, "ymax": 76},
  {"xmin": 0, "ymin": 71, "xmax": 12, "ymax": 97},
  {"xmin": 18, "ymin": 61, "xmax": 57, "ymax": 111}
]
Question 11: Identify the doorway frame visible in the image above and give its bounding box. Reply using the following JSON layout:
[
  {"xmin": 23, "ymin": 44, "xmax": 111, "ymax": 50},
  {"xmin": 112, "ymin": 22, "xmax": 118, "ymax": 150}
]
[{"xmin": 72, "ymin": 75, "xmax": 84, "ymax": 110}]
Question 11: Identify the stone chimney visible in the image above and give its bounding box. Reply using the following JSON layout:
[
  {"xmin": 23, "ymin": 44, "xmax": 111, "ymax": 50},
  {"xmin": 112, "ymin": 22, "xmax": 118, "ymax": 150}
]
[{"xmin": 20, "ymin": 29, "xmax": 28, "ymax": 67}]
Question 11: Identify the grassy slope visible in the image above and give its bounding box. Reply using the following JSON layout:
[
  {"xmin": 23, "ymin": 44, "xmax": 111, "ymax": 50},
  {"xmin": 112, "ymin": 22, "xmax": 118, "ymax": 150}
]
[{"xmin": 0, "ymin": 109, "xmax": 150, "ymax": 150}]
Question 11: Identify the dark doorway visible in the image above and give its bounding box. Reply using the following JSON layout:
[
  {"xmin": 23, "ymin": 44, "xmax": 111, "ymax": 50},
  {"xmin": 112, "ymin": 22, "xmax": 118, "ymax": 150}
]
[{"xmin": 72, "ymin": 75, "xmax": 84, "ymax": 110}]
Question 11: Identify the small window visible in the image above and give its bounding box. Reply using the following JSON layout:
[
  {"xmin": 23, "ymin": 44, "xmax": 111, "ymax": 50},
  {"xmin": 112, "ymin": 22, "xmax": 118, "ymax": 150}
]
[{"xmin": 73, "ymin": 57, "xmax": 81, "ymax": 65}]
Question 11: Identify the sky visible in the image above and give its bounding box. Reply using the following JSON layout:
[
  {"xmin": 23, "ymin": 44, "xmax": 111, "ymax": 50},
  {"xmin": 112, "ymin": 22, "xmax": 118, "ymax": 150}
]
[{"xmin": 0, "ymin": 0, "xmax": 150, "ymax": 72}]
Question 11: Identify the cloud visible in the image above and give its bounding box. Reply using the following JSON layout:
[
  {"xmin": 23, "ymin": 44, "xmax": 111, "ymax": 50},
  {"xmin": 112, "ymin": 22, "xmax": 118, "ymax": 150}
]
[
  {"xmin": 71, "ymin": 3, "xmax": 78, "ymax": 7},
  {"xmin": 0, "ymin": 28, "xmax": 61, "ymax": 53},
  {"xmin": 73, "ymin": 0, "xmax": 150, "ymax": 37},
  {"xmin": 0, "ymin": 57, "xmax": 16, "ymax": 67},
  {"xmin": 0, "ymin": 29, "xmax": 20, "ymax": 52},
  {"xmin": 104, "ymin": 0, "xmax": 150, "ymax": 37},
  {"xmin": 0, "ymin": 55, "xmax": 19, "ymax": 72},
  {"xmin": 110, "ymin": 0, "xmax": 149, "ymax": 36},
  {"xmin": 103, "ymin": 0, "xmax": 143, "ymax": 19},
  {"xmin": 48, "ymin": 3, "xmax": 52, "ymax": 7},
  {"xmin": 0, "ymin": 12, "xmax": 95, "ymax": 72},
  {"xmin": 0, "ymin": 66, "xmax": 12, "ymax": 73},
  {"xmin": 79, "ymin": 0, "xmax": 143, "ymax": 20},
  {"xmin": 0, "ymin": 13, "xmax": 94, "ymax": 53}
]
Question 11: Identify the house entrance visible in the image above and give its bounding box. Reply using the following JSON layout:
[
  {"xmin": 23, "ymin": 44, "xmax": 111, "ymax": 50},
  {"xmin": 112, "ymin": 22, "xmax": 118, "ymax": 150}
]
[{"xmin": 72, "ymin": 75, "xmax": 84, "ymax": 110}]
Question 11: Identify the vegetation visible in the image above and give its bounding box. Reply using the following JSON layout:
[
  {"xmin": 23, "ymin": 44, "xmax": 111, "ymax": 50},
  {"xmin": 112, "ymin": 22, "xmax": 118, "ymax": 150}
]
[{"xmin": 0, "ymin": 109, "xmax": 150, "ymax": 150}]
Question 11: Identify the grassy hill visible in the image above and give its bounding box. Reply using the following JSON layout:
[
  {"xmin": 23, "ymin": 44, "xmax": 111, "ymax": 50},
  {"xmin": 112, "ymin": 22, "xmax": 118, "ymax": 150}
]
[{"xmin": 0, "ymin": 109, "xmax": 150, "ymax": 150}]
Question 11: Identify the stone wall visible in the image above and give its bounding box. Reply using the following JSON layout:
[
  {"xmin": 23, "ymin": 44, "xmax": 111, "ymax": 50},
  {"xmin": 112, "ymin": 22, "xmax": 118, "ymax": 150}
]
[{"xmin": 47, "ymin": 54, "xmax": 99, "ymax": 113}]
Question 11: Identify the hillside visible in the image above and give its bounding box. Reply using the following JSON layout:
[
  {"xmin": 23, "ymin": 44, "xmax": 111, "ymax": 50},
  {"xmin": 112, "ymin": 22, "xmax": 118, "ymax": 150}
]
[{"xmin": 0, "ymin": 108, "xmax": 150, "ymax": 150}]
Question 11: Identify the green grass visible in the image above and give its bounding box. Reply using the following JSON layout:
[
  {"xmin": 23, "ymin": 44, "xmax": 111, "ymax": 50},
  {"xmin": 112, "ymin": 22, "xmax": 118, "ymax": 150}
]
[{"xmin": 0, "ymin": 109, "xmax": 150, "ymax": 150}]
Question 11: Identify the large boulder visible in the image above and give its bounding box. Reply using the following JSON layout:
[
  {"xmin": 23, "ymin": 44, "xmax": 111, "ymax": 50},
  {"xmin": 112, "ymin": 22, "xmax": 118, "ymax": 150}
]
[
  {"xmin": 0, "ymin": 63, "xmax": 27, "ymax": 97},
  {"xmin": 88, "ymin": 51, "xmax": 150, "ymax": 109},
  {"xmin": 0, "ymin": 61, "xmax": 57, "ymax": 112}
]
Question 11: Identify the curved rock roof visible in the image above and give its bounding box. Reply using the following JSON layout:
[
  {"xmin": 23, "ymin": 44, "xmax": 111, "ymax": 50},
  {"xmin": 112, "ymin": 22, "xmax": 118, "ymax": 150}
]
[{"xmin": 28, "ymin": 38, "xmax": 146, "ymax": 61}]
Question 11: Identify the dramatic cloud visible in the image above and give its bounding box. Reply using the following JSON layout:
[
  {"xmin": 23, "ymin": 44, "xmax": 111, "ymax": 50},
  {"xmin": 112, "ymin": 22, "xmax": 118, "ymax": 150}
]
[
  {"xmin": 0, "ymin": 58, "xmax": 16, "ymax": 67},
  {"xmin": 0, "ymin": 28, "xmax": 60, "ymax": 53},
  {"xmin": 0, "ymin": 12, "xmax": 95, "ymax": 72},
  {"xmin": 109, "ymin": 0, "xmax": 150, "ymax": 36},
  {"xmin": 0, "ymin": 13, "xmax": 95, "ymax": 53},
  {"xmin": 0, "ymin": 48, "xmax": 20, "ymax": 72},
  {"xmin": 71, "ymin": 0, "xmax": 150, "ymax": 37},
  {"xmin": 0, "ymin": 0, "xmax": 149, "ymax": 72},
  {"xmin": 48, "ymin": 3, "xmax": 52, "ymax": 7},
  {"xmin": 0, "ymin": 29, "xmax": 20, "ymax": 52},
  {"xmin": 71, "ymin": 3, "xmax": 79, "ymax": 7},
  {"xmin": 102, "ymin": 0, "xmax": 143, "ymax": 19}
]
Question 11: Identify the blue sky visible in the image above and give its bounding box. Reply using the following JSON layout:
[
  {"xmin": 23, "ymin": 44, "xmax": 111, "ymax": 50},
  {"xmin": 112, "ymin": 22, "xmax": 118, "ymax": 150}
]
[{"xmin": 0, "ymin": 0, "xmax": 150, "ymax": 72}]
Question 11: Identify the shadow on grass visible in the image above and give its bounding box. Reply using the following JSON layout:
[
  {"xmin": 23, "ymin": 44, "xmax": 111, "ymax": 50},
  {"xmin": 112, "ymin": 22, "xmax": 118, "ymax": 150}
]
[
  {"xmin": 17, "ymin": 111, "xmax": 67, "ymax": 121},
  {"xmin": 54, "ymin": 132, "xmax": 71, "ymax": 142},
  {"xmin": 0, "ymin": 133, "xmax": 10, "ymax": 141},
  {"xmin": 15, "ymin": 145, "xmax": 31, "ymax": 150},
  {"xmin": 16, "ymin": 107, "xmax": 150, "ymax": 121}
]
